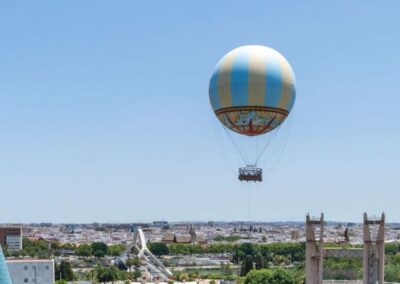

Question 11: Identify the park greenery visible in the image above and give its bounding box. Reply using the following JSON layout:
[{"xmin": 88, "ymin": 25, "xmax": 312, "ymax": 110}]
[
  {"xmin": 214, "ymin": 235, "xmax": 243, "ymax": 242},
  {"xmin": 3, "ymin": 238, "xmax": 125, "ymax": 258},
  {"xmin": 6, "ymin": 238, "xmax": 400, "ymax": 282}
]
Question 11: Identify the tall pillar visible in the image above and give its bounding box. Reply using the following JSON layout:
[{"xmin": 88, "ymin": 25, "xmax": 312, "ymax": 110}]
[
  {"xmin": 363, "ymin": 212, "xmax": 385, "ymax": 284},
  {"xmin": 0, "ymin": 245, "xmax": 12, "ymax": 284},
  {"xmin": 306, "ymin": 213, "xmax": 324, "ymax": 284}
]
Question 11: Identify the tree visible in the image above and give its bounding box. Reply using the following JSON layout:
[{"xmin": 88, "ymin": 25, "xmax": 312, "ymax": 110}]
[
  {"xmin": 132, "ymin": 256, "xmax": 141, "ymax": 268},
  {"xmin": 132, "ymin": 256, "xmax": 142, "ymax": 280},
  {"xmin": 385, "ymin": 243, "xmax": 400, "ymax": 256},
  {"xmin": 55, "ymin": 261, "xmax": 74, "ymax": 281},
  {"xmin": 133, "ymin": 269, "xmax": 142, "ymax": 280},
  {"xmin": 96, "ymin": 266, "xmax": 119, "ymax": 283},
  {"xmin": 392, "ymin": 253, "xmax": 400, "ymax": 265},
  {"xmin": 245, "ymin": 269, "xmax": 272, "ymax": 284},
  {"xmin": 91, "ymin": 242, "xmax": 108, "ymax": 257},
  {"xmin": 124, "ymin": 256, "xmax": 142, "ymax": 280},
  {"xmin": 221, "ymin": 262, "xmax": 232, "ymax": 276},
  {"xmin": 76, "ymin": 244, "xmax": 92, "ymax": 257},
  {"xmin": 268, "ymin": 268, "xmax": 295, "ymax": 284},
  {"xmin": 179, "ymin": 272, "xmax": 189, "ymax": 282},
  {"xmin": 125, "ymin": 257, "xmax": 134, "ymax": 275},
  {"xmin": 107, "ymin": 244, "xmax": 125, "ymax": 256},
  {"xmin": 255, "ymin": 252, "xmax": 265, "ymax": 269},
  {"xmin": 245, "ymin": 269, "xmax": 295, "ymax": 284},
  {"xmin": 232, "ymin": 245, "xmax": 240, "ymax": 264},
  {"xmin": 94, "ymin": 249, "xmax": 106, "ymax": 258},
  {"xmin": 241, "ymin": 255, "xmax": 254, "ymax": 276},
  {"xmin": 87, "ymin": 269, "xmax": 97, "ymax": 282},
  {"xmin": 147, "ymin": 242, "xmax": 169, "ymax": 256},
  {"xmin": 385, "ymin": 264, "xmax": 400, "ymax": 283},
  {"xmin": 240, "ymin": 243, "xmax": 254, "ymax": 256}
]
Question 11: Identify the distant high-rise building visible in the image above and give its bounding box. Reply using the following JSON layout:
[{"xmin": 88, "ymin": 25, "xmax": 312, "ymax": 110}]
[
  {"xmin": 0, "ymin": 225, "xmax": 22, "ymax": 251},
  {"xmin": 0, "ymin": 245, "xmax": 12, "ymax": 284},
  {"xmin": 7, "ymin": 259, "xmax": 54, "ymax": 284}
]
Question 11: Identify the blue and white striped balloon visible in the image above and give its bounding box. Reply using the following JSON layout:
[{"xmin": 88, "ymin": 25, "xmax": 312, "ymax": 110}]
[{"xmin": 209, "ymin": 45, "xmax": 296, "ymax": 136}]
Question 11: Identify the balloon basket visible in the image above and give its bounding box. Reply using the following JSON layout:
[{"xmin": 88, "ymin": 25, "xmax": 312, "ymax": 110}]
[{"xmin": 238, "ymin": 166, "xmax": 262, "ymax": 182}]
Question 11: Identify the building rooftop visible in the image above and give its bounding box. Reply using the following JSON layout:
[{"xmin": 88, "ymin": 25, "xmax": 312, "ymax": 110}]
[{"xmin": 6, "ymin": 259, "xmax": 53, "ymax": 263}]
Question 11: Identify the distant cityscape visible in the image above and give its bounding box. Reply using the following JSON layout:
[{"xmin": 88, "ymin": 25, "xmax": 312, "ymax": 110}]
[
  {"xmin": 5, "ymin": 220, "xmax": 400, "ymax": 246},
  {"xmin": 1, "ymin": 217, "xmax": 400, "ymax": 283}
]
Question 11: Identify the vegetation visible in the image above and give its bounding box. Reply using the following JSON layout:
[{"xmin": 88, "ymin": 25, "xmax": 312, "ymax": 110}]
[
  {"xmin": 75, "ymin": 244, "xmax": 92, "ymax": 256},
  {"xmin": 147, "ymin": 242, "xmax": 169, "ymax": 256},
  {"xmin": 214, "ymin": 235, "xmax": 242, "ymax": 242},
  {"xmin": 245, "ymin": 268, "xmax": 297, "ymax": 284},
  {"xmin": 244, "ymin": 269, "xmax": 272, "ymax": 284},
  {"xmin": 107, "ymin": 244, "xmax": 125, "ymax": 256},
  {"xmin": 91, "ymin": 242, "xmax": 108, "ymax": 257},
  {"xmin": 168, "ymin": 242, "xmax": 305, "ymax": 260},
  {"xmin": 323, "ymin": 257, "xmax": 362, "ymax": 280},
  {"xmin": 169, "ymin": 241, "xmax": 400, "ymax": 283},
  {"xmin": 9, "ymin": 238, "xmax": 400, "ymax": 283},
  {"xmin": 55, "ymin": 261, "xmax": 75, "ymax": 281},
  {"xmin": 95, "ymin": 265, "xmax": 129, "ymax": 283},
  {"xmin": 4, "ymin": 238, "xmax": 126, "ymax": 258},
  {"xmin": 125, "ymin": 256, "xmax": 142, "ymax": 280}
]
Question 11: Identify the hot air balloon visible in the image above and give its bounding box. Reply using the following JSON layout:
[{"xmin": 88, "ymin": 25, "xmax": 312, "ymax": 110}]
[{"xmin": 209, "ymin": 45, "xmax": 296, "ymax": 182}]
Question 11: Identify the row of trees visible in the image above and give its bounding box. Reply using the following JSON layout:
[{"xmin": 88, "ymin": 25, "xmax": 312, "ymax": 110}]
[
  {"xmin": 323, "ymin": 257, "xmax": 362, "ymax": 280},
  {"xmin": 75, "ymin": 242, "xmax": 124, "ymax": 257},
  {"xmin": 3, "ymin": 238, "xmax": 125, "ymax": 258},
  {"xmin": 322, "ymin": 247, "xmax": 400, "ymax": 282},
  {"xmin": 11, "ymin": 238, "xmax": 400, "ymax": 283},
  {"xmin": 148, "ymin": 242, "xmax": 305, "ymax": 260},
  {"xmin": 148, "ymin": 241, "xmax": 305, "ymax": 283},
  {"xmin": 11, "ymin": 238, "xmax": 400, "ymax": 260},
  {"xmin": 55, "ymin": 261, "xmax": 74, "ymax": 281},
  {"xmin": 55, "ymin": 259, "xmax": 141, "ymax": 283},
  {"xmin": 244, "ymin": 268, "xmax": 302, "ymax": 284},
  {"xmin": 162, "ymin": 241, "xmax": 400, "ymax": 258}
]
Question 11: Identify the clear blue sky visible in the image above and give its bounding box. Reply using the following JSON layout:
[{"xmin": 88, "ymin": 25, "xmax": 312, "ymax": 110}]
[{"xmin": 1, "ymin": 1, "xmax": 400, "ymax": 223}]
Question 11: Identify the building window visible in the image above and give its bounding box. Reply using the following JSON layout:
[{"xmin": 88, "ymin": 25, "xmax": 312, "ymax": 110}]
[
  {"xmin": 24, "ymin": 265, "xmax": 28, "ymax": 270},
  {"xmin": 45, "ymin": 265, "xmax": 49, "ymax": 270},
  {"xmin": 24, "ymin": 278, "xmax": 28, "ymax": 283}
]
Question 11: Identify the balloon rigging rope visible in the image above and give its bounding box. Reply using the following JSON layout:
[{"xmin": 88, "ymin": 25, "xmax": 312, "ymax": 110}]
[
  {"xmin": 255, "ymin": 131, "xmax": 276, "ymax": 165},
  {"xmin": 262, "ymin": 107, "xmax": 295, "ymax": 171},
  {"xmin": 213, "ymin": 119, "xmax": 236, "ymax": 175},
  {"xmin": 223, "ymin": 127, "xmax": 248, "ymax": 165}
]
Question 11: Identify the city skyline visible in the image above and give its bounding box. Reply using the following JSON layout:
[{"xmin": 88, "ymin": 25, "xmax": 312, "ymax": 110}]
[{"xmin": 1, "ymin": 1, "xmax": 400, "ymax": 223}]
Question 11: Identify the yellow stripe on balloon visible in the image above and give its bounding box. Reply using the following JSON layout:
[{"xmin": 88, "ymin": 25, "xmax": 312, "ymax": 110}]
[
  {"xmin": 248, "ymin": 46, "xmax": 267, "ymax": 106},
  {"xmin": 217, "ymin": 49, "xmax": 239, "ymax": 108},
  {"xmin": 277, "ymin": 56, "xmax": 294, "ymax": 110}
]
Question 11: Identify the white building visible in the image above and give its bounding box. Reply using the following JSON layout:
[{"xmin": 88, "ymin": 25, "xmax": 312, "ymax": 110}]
[{"xmin": 6, "ymin": 259, "xmax": 54, "ymax": 284}]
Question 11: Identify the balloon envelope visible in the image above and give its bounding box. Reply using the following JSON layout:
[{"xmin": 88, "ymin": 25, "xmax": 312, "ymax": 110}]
[{"xmin": 209, "ymin": 45, "xmax": 296, "ymax": 136}]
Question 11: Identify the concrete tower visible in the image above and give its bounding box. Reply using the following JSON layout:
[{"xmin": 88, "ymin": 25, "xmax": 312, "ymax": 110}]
[
  {"xmin": 0, "ymin": 245, "xmax": 12, "ymax": 284},
  {"xmin": 363, "ymin": 212, "xmax": 385, "ymax": 284},
  {"xmin": 306, "ymin": 213, "xmax": 324, "ymax": 284}
]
